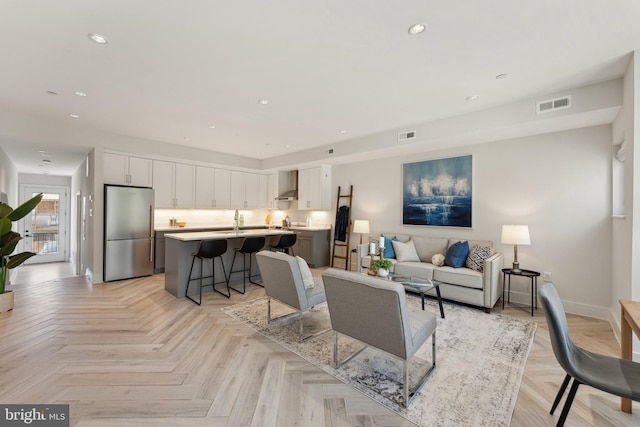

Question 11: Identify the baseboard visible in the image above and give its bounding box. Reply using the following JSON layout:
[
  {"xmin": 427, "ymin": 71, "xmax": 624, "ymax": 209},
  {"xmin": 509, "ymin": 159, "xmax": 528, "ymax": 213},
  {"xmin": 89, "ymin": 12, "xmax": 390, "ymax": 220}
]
[{"xmin": 506, "ymin": 289, "xmax": 611, "ymax": 319}]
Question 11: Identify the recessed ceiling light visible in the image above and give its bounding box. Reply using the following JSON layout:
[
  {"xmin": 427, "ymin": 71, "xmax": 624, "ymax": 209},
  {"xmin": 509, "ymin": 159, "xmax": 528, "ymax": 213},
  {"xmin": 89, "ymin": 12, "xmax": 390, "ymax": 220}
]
[
  {"xmin": 88, "ymin": 33, "xmax": 108, "ymax": 44},
  {"xmin": 46, "ymin": 91, "xmax": 57, "ymax": 95},
  {"xmin": 258, "ymin": 99, "xmax": 269, "ymax": 105},
  {"xmin": 208, "ymin": 124, "xmax": 216, "ymax": 129},
  {"xmin": 466, "ymin": 95, "xmax": 480, "ymax": 101},
  {"xmin": 339, "ymin": 130, "xmax": 347, "ymax": 134},
  {"xmin": 408, "ymin": 23, "xmax": 427, "ymax": 35},
  {"xmin": 285, "ymin": 144, "xmax": 291, "ymax": 148},
  {"xmin": 74, "ymin": 91, "xmax": 87, "ymax": 97},
  {"xmin": 184, "ymin": 137, "xmax": 191, "ymax": 141},
  {"xmin": 39, "ymin": 150, "xmax": 47, "ymax": 154},
  {"xmin": 496, "ymin": 73, "xmax": 508, "ymax": 80},
  {"xmin": 68, "ymin": 114, "xmax": 80, "ymax": 118}
]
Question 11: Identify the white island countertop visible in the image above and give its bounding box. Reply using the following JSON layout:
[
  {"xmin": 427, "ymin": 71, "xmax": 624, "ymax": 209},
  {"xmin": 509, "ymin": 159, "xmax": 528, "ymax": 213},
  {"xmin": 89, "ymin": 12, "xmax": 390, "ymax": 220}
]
[{"xmin": 165, "ymin": 228, "xmax": 294, "ymax": 241}]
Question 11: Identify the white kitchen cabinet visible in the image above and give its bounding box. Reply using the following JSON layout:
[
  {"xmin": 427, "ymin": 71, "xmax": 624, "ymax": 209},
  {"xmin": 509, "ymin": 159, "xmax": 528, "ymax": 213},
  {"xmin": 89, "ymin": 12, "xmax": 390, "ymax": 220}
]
[
  {"xmin": 258, "ymin": 174, "xmax": 268, "ymax": 209},
  {"xmin": 298, "ymin": 165, "xmax": 332, "ymax": 210},
  {"xmin": 104, "ymin": 153, "xmax": 152, "ymax": 187},
  {"xmin": 230, "ymin": 171, "xmax": 261, "ymax": 209},
  {"xmin": 195, "ymin": 166, "xmax": 231, "ymax": 208},
  {"xmin": 213, "ymin": 168, "xmax": 231, "ymax": 209},
  {"xmin": 153, "ymin": 160, "xmax": 195, "ymax": 208}
]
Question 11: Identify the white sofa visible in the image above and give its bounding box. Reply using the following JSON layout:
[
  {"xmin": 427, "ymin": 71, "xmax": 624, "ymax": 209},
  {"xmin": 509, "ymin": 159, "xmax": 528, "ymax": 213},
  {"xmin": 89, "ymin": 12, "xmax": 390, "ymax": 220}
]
[{"xmin": 357, "ymin": 233, "xmax": 503, "ymax": 313}]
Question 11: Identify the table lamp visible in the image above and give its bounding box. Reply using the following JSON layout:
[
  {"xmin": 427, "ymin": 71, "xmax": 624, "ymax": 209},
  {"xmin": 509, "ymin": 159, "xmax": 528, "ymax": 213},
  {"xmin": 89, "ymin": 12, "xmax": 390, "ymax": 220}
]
[
  {"xmin": 353, "ymin": 220, "xmax": 370, "ymax": 244},
  {"xmin": 501, "ymin": 225, "xmax": 530, "ymax": 273}
]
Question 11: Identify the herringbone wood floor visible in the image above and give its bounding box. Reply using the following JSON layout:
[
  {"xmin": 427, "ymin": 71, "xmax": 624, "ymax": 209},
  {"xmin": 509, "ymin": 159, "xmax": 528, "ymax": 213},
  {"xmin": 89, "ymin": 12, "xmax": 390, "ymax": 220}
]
[{"xmin": 1, "ymin": 263, "xmax": 639, "ymax": 426}]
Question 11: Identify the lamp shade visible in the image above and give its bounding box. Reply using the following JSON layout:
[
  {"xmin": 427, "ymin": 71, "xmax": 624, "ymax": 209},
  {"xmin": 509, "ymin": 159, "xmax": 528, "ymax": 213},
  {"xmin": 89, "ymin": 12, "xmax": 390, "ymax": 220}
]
[
  {"xmin": 353, "ymin": 219, "xmax": 370, "ymax": 234},
  {"xmin": 501, "ymin": 225, "xmax": 531, "ymax": 245}
]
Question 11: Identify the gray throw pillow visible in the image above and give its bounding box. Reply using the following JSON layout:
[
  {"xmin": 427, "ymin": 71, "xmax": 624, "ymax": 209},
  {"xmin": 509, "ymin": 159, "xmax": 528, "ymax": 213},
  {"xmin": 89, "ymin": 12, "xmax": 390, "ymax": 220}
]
[{"xmin": 392, "ymin": 239, "xmax": 421, "ymax": 262}]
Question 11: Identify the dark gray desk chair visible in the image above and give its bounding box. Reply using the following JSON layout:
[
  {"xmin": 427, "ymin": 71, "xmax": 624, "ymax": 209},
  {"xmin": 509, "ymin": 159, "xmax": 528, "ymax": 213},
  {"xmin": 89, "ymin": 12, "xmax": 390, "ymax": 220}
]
[{"xmin": 539, "ymin": 283, "xmax": 640, "ymax": 426}]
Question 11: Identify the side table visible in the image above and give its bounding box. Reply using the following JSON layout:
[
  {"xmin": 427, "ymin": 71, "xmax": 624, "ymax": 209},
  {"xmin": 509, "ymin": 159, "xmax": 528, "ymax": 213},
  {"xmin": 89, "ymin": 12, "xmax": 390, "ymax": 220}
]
[{"xmin": 502, "ymin": 268, "xmax": 540, "ymax": 316}]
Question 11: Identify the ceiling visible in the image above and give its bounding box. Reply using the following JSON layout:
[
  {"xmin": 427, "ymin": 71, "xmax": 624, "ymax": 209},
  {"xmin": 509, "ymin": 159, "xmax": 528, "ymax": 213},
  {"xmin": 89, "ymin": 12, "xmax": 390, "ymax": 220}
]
[{"xmin": 1, "ymin": 0, "xmax": 640, "ymax": 175}]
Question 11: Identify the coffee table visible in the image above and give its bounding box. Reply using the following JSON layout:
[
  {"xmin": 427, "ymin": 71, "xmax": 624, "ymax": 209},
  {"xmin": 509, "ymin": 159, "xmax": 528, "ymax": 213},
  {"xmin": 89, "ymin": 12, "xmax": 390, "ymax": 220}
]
[{"xmin": 390, "ymin": 274, "xmax": 445, "ymax": 318}]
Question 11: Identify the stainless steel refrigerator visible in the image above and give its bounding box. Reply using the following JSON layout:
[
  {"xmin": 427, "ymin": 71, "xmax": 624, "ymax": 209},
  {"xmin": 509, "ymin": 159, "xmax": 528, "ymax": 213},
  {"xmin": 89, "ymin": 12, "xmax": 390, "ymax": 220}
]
[{"xmin": 104, "ymin": 185, "xmax": 154, "ymax": 282}]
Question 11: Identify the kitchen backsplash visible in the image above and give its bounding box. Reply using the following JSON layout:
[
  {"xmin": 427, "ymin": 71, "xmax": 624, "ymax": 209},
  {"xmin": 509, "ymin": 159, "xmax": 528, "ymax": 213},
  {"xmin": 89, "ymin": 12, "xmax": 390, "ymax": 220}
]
[{"xmin": 155, "ymin": 208, "xmax": 332, "ymax": 229}]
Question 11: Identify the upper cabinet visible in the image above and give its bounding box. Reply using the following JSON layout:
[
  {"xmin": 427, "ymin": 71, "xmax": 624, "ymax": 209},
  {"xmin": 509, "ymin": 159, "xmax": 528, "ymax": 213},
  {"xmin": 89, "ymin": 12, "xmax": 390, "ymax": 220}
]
[
  {"xmin": 230, "ymin": 171, "xmax": 261, "ymax": 209},
  {"xmin": 104, "ymin": 153, "xmax": 153, "ymax": 187},
  {"xmin": 153, "ymin": 160, "xmax": 195, "ymax": 208},
  {"xmin": 298, "ymin": 165, "xmax": 332, "ymax": 210},
  {"xmin": 195, "ymin": 166, "xmax": 231, "ymax": 209}
]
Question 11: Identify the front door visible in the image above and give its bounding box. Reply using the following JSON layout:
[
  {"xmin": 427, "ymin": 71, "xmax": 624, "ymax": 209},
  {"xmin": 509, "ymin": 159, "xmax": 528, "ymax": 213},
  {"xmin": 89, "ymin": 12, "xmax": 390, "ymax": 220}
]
[{"xmin": 20, "ymin": 185, "xmax": 68, "ymax": 264}]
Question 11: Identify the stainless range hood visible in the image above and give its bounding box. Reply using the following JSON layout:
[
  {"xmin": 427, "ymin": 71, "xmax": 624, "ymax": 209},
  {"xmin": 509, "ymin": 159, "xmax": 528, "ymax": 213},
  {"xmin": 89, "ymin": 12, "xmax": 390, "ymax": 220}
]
[{"xmin": 276, "ymin": 170, "xmax": 298, "ymax": 201}]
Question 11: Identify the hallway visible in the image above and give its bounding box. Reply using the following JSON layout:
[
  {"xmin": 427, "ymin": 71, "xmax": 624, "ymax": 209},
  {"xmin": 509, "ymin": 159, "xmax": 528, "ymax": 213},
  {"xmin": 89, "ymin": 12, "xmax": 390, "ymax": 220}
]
[{"xmin": 11, "ymin": 262, "xmax": 77, "ymax": 286}]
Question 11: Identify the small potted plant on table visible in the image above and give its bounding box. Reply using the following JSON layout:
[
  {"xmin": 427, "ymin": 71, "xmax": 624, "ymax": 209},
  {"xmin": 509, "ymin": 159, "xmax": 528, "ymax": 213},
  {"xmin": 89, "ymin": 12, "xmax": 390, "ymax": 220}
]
[
  {"xmin": 371, "ymin": 259, "xmax": 393, "ymax": 277},
  {"xmin": 0, "ymin": 193, "xmax": 43, "ymax": 313}
]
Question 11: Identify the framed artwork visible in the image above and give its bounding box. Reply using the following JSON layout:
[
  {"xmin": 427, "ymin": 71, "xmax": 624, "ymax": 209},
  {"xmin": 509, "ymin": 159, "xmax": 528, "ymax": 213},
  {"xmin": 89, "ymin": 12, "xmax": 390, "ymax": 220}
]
[{"xmin": 402, "ymin": 155, "xmax": 472, "ymax": 227}]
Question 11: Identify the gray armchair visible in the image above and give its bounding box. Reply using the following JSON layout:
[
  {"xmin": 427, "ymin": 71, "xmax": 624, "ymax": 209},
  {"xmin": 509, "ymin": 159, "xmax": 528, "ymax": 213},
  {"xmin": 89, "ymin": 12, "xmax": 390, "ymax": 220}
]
[
  {"xmin": 255, "ymin": 250, "xmax": 328, "ymax": 342},
  {"xmin": 321, "ymin": 268, "xmax": 437, "ymax": 407},
  {"xmin": 539, "ymin": 283, "xmax": 640, "ymax": 426}
]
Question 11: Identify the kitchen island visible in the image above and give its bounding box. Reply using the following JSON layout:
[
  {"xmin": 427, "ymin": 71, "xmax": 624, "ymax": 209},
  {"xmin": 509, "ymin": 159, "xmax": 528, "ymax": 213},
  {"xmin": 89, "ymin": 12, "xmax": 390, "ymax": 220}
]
[{"xmin": 164, "ymin": 228, "xmax": 295, "ymax": 298}]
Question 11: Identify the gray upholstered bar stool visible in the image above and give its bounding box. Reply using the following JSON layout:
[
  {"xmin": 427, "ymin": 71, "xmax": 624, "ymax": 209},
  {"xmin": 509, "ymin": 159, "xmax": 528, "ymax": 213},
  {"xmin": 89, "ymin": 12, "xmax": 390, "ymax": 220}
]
[
  {"xmin": 185, "ymin": 239, "xmax": 230, "ymax": 305},
  {"xmin": 271, "ymin": 233, "xmax": 296, "ymax": 255},
  {"xmin": 227, "ymin": 236, "xmax": 266, "ymax": 294}
]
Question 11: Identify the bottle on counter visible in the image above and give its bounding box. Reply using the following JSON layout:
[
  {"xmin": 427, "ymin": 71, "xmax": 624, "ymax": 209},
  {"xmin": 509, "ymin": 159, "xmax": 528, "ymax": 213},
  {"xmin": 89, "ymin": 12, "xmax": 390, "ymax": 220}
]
[
  {"xmin": 284, "ymin": 215, "xmax": 290, "ymax": 229},
  {"xmin": 265, "ymin": 213, "xmax": 271, "ymax": 227},
  {"xmin": 306, "ymin": 217, "xmax": 310, "ymax": 227},
  {"xmin": 239, "ymin": 214, "xmax": 244, "ymax": 227}
]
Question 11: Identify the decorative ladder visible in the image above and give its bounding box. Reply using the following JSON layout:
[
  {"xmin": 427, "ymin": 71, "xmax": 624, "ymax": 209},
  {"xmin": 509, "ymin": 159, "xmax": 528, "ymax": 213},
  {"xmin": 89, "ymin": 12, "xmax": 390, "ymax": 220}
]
[{"xmin": 331, "ymin": 185, "xmax": 353, "ymax": 270}]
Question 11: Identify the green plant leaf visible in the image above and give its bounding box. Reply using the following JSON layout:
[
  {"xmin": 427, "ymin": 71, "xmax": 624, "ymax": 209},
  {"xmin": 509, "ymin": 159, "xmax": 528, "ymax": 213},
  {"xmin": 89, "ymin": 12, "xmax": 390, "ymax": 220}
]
[
  {"xmin": 0, "ymin": 204, "xmax": 12, "ymax": 218},
  {"xmin": 6, "ymin": 252, "xmax": 36, "ymax": 269},
  {"xmin": 0, "ymin": 232, "xmax": 21, "ymax": 258},
  {"xmin": 0, "ymin": 217, "xmax": 11, "ymax": 236},
  {"xmin": 7, "ymin": 193, "xmax": 43, "ymax": 221}
]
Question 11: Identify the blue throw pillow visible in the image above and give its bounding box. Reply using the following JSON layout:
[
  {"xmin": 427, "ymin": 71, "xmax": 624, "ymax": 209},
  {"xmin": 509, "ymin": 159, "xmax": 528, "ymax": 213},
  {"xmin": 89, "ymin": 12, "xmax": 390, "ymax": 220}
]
[
  {"xmin": 444, "ymin": 241, "xmax": 470, "ymax": 268},
  {"xmin": 382, "ymin": 235, "xmax": 398, "ymax": 259}
]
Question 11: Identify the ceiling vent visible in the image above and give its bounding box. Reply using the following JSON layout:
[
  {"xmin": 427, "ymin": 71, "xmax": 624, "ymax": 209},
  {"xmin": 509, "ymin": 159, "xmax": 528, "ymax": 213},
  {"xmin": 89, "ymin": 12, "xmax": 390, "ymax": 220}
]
[
  {"xmin": 398, "ymin": 130, "xmax": 416, "ymax": 142},
  {"xmin": 536, "ymin": 95, "xmax": 571, "ymax": 114}
]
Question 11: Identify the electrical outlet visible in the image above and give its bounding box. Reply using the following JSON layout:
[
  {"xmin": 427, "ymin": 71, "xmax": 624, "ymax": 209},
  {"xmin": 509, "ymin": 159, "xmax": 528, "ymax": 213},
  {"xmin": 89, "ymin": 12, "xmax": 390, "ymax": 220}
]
[{"xmin": 543, "ymin": 271, "xmax": 552, "ymax": 282}]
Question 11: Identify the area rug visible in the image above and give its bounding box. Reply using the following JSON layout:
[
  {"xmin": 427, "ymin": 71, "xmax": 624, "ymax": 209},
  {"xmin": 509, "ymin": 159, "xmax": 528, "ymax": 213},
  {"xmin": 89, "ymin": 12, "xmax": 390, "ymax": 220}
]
[{"xmin": 221, "ymin": 295, "xmax": 537, "ymax": 427}]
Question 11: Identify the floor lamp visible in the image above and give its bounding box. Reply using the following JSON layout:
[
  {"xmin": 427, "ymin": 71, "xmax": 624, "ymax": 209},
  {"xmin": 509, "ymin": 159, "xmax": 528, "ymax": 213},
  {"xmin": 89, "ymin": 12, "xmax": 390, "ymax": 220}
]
[{"xmin": 353, "ymin": 220, "xmax": 370, "ymax": 244}]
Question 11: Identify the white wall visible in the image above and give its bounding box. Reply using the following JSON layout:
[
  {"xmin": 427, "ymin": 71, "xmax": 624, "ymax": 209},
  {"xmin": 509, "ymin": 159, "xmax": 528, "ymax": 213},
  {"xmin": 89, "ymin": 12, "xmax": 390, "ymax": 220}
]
[
  {"xmin": 0, "ymin": 145, "xmax": 19, "ymax": 206},
  {"xmin": 332, "ymin": 125, "xmax": 612, "ymax": 318}
]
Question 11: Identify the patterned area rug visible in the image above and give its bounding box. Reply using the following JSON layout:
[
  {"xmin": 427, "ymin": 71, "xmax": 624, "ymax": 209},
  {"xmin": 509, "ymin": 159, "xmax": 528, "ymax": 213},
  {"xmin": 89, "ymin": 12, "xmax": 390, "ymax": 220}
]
[{"xmin": 222, "ymin": 295, "xmax": 537, "ymax": 427}]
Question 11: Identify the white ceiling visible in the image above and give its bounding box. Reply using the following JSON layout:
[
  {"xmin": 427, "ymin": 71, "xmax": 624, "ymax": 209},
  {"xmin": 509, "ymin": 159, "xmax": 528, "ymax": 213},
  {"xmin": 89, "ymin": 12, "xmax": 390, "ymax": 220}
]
[{"xmin": 1, "ymin": 0, "xmax": 639, "ymax": 175}]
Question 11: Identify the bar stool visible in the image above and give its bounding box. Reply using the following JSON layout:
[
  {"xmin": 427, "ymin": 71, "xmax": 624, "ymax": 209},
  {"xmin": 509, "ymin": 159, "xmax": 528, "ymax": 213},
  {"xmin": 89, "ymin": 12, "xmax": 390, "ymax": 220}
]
[
  {"xmin": 185, "ymin": 239, "xmax": 230, "ymax": 305},
  {"xmin": 227, "ymin": 236, "xmax": 265, "ymax": 294},
  {"xmin": 271, "ymin": 233, "xmax": 297, "ymax": 255}
]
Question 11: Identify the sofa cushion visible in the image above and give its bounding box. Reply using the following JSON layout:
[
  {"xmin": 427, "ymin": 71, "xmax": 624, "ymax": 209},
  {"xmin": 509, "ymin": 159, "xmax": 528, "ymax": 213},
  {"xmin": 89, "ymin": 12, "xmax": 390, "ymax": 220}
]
[
  {"xmin": 465, "ymin": 245, "xmax": 492, "ymax": 272},
  {"xmin": 382, "ymin": 235, "xmax": 398, "ymax": 258},
  {"xmin": 448, "ymin": 239, "xmax": 494, "ymax": 255},
  {"xmin": 411, "ymin": 236, "xmax": 448, "ymax": 263},
  {"xmin": 444, "ymin": 240, "xmax": 470, "ymax": 268},
  {"xmin": 434, "ymin": 266, "xmax": 484, "ymax": 290},
  {"xmin": 394, "ymin": 261, "xmax": 435, "ymax": 280},
  {"xmin": 392, "ymin": 239, "xmax": 420, "ymax": 262}
]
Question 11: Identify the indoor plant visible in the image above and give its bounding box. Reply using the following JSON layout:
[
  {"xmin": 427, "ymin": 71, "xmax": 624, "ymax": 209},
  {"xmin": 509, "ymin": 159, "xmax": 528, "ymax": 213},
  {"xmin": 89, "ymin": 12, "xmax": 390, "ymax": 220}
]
[
  {"xmin": 371, "ymin": 259, "xmax": 393, "ymax": 277},
  {"xmin": 0, "ymin": 193, "xmax": 43, "ymax": 312}
]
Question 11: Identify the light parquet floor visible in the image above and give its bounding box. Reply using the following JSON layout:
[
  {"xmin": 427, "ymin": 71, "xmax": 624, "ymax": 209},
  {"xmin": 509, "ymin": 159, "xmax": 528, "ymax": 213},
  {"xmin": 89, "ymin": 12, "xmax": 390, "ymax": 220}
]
[{"xmin": 1, "ymin": 263, "xmax": 639, "ymax": 426}]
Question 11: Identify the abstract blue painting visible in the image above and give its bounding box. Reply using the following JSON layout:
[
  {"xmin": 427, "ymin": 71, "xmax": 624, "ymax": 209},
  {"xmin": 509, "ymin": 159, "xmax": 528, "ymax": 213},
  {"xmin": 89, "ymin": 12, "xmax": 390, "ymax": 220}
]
[{"xmin": 402, "ymin": 155, "xmax": 472, "ymax": 227}]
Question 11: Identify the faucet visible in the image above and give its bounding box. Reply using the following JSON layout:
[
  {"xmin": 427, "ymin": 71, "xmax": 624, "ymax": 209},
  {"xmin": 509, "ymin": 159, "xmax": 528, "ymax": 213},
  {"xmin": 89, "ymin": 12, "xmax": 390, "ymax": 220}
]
[{"xmin": 233, "ymin": 209, "xmax": 239, "ymax": 234}]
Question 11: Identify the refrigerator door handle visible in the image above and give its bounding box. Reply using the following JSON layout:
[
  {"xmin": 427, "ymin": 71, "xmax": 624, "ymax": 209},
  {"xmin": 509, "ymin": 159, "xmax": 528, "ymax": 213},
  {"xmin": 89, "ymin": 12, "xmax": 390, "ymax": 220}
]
[
  {"xmin": 149, "ymin": 205, "xmax": 153, "ymax": 235},
  {"xmin": 150, "ymin": 238, "xmax": 153, "ymax": 262}
]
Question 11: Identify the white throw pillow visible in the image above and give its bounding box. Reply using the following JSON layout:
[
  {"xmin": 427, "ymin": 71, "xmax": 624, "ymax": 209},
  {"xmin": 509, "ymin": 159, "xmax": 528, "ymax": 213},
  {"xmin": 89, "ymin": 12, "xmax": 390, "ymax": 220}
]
[
  {"xmin": 296, "ymin": 256, "xmax": 315, "ymax": 289},
  {"xmin": 392, "ymin": 239, "xmax": 421, "ymax": 262}
]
